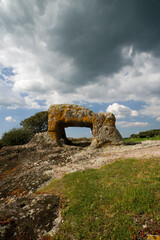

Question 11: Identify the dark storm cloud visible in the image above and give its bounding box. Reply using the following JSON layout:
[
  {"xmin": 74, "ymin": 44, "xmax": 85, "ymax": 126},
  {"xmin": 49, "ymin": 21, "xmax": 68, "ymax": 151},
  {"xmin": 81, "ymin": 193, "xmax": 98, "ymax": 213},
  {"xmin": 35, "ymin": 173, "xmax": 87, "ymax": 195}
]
[
  {"xmin": 0, "ymin": 0, "xmax": 160, "ymax": 111},
  {"xmin": 47, "ymin": 0, "xmax": 160, "ymax": 88}
]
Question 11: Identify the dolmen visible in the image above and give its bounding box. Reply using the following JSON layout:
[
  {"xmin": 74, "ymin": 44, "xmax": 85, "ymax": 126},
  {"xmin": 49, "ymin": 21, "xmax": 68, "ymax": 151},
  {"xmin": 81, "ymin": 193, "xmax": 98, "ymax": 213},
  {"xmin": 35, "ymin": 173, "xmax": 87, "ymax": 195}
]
[{"xmin": 48, "ymin": 104, "xmax": 123, "ymax": 147}]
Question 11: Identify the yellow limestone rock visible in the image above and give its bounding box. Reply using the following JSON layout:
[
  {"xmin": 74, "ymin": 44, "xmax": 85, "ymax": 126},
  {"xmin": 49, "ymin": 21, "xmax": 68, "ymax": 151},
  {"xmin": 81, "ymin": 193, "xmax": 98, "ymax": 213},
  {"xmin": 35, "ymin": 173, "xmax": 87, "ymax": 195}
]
[{"xmin": 48, "ymin": 104, "xmax": 123, "ymax": 147}]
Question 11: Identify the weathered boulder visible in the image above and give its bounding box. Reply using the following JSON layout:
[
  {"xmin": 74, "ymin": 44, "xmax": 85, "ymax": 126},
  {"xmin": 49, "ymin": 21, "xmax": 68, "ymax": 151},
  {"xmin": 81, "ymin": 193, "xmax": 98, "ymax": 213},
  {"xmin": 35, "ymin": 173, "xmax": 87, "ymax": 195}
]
[{"xmin": 48, "ymin": 104, "xmax": 123, "ymax": 147}]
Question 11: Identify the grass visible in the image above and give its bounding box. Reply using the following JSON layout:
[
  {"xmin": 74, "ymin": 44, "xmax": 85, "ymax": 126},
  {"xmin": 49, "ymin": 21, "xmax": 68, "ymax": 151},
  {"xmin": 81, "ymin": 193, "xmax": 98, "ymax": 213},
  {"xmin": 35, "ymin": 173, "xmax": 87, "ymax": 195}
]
[
  {"xmin": 124, "ymin": 135, "xmax": 160, "ymax": 142},
  {"xmin": 40, "ymin": 158, "xmax": 160, "ymax": 240}
]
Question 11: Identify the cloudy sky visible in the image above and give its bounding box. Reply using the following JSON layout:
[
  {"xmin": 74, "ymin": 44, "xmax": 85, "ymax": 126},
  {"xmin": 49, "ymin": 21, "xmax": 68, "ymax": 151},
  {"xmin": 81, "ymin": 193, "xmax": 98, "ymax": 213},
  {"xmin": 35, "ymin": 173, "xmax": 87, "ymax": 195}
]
[{"xmin": 0, "ymin": 0, "xmax": 160, "ymax": 138}]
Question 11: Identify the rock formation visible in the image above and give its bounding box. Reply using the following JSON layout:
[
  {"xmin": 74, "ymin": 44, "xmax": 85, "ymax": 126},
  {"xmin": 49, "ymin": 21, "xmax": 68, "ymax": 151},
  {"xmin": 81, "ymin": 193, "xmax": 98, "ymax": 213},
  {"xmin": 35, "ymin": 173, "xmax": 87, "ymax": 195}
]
[{"xmin": 48, "ymin": 104, "xmax": 123, "ymax": 147}]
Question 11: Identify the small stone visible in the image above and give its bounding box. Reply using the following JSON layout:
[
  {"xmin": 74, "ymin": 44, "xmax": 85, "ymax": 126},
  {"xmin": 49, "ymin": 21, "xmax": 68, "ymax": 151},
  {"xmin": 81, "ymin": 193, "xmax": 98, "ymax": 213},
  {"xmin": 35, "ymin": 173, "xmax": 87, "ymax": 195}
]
[{"xmin": 143, "ymin": 224, "xmax": 147, "ymax": 229}]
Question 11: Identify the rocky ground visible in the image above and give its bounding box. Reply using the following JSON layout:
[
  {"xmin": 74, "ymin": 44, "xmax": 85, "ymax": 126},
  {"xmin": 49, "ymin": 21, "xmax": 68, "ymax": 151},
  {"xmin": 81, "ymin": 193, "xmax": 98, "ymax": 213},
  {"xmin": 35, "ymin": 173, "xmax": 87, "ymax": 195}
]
[{"xmin": 0, "ymin": 132, "xmax": 160, "ymax": 239}]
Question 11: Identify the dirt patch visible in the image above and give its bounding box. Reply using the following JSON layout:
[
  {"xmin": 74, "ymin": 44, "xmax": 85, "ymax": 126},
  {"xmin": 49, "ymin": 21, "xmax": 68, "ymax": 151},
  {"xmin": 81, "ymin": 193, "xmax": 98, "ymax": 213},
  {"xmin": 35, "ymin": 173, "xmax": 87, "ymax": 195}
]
[
  {"xmin": 47, "ymin": 140, "xmax": 160, "ymax": 180},
  {"xmin": 0, "ymin": 132, "xmax": 160, "ymax": 239}
]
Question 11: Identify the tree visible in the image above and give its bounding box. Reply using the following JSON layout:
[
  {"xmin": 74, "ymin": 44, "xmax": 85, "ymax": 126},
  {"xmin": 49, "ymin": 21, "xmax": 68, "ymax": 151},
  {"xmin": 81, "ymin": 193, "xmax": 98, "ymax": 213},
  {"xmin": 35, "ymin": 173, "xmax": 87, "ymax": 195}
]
[{"xmin": 20, "ymin": 111, "xmax": 48, "ymax": 134}]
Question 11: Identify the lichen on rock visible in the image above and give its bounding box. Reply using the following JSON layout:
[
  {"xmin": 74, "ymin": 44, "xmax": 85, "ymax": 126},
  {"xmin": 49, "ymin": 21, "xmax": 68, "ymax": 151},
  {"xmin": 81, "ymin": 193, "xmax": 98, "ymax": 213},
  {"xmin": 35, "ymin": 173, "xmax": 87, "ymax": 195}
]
[{"xmin": 48, "ymin": 104, "xmax": 123, "ymax": 147}]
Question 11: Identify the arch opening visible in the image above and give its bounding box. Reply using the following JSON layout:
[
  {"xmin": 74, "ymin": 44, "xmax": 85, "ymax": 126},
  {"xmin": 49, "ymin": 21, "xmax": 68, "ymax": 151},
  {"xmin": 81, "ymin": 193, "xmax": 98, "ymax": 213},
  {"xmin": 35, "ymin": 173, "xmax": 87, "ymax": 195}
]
[
  {"xmin": 65, "ymin": 127, "xmax": 92, "ymax": 147},
  {"xmin": 56, "ymin": 121, "xmax": 93, "ymax": 147}
]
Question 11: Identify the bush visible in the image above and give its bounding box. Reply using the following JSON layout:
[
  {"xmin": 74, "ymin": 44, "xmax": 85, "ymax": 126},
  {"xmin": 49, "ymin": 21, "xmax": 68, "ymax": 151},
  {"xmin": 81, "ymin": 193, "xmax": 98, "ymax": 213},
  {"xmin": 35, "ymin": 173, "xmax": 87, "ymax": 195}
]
[
  {"xmin": 0, "ymin": 139, "xmax": 3, "ymax": 149},
  {"xmin": 130, "ymin": 129, "xmax": 160, "ymax": 139},
  {"xmin": 1, "ymin": 128, "xmax": 34, "ymax": 146},
  {"xmin": 130, "ymin": 134, "xmax": 137, "ymax": 139},
  {"xmin": 139, "ymin": 129, "xmax": 160, "ymax": 138}
]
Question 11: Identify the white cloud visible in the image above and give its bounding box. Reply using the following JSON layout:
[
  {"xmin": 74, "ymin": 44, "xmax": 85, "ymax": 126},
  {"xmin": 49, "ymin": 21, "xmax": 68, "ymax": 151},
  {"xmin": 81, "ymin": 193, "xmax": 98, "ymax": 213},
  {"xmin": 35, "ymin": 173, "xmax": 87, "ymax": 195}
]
[
  {"xmin": 156, "ymin": 116, "xmax": 160, "ymax": 121},
  {"xmin": 0, "ymin": 80, "xmax": 25, "ymax": 108},
  {"xmin": 0, "ymin": 0, "xmax": 159, "ymax": 118},
  {"xmin": 5, "ymin": 116, "xmax": 16, "ymax": 122},
  {"xmin": 106, "ymin": 103, "xmax": 138, "ymax": 119},
  {"xmin": 140, "ymin": 97, "xmax": 160, "ymax": 121},
  {"xmin": 117, "ymin": 121, "xmax": 148, "ymax": 128}
]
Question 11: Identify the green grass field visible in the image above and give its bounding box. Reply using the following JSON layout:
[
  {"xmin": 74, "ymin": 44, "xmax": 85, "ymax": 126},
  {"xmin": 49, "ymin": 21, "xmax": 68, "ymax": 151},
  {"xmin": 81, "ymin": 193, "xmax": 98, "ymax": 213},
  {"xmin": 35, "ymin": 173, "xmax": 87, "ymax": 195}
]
[
  {"xmin": 124, "ymin": 135, "xmax": 160, "ymax": 143},
  {"xmin": 40, "ymin": 157, "xmax": 160, "ymax": 240}
]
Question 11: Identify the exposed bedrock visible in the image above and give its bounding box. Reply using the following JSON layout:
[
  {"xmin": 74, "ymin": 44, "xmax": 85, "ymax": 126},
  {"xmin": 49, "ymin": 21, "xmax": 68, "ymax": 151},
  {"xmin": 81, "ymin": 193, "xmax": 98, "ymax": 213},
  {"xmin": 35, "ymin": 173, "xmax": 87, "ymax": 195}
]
[{"xmin": 48, "ymin": 104, "xmax": 123, "ymax": 147}]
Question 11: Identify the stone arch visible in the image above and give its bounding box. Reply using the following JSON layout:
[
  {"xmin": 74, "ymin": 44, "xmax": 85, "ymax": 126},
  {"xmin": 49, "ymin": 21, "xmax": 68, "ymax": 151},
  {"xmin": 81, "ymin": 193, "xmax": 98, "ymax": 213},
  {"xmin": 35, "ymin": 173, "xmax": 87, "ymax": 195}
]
[{"xmin": 48, "ymin": 104, "xmax": 123, "ymax": 147}]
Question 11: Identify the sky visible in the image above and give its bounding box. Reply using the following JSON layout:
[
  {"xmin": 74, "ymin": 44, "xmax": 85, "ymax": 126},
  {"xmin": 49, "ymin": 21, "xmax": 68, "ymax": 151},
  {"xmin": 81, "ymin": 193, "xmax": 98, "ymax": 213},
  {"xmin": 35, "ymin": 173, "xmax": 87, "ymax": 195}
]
[{"xmin": 0, "ymin": 0, "xmax": 160, "ymax": 138}]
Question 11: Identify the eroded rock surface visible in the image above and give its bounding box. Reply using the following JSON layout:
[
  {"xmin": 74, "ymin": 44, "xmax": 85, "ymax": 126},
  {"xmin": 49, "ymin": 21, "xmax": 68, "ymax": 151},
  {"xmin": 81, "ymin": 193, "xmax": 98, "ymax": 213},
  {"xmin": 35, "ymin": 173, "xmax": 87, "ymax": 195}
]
[
  {"xmin": 0, "ymin": 133, "xmax": 98, "ymax": 240},
  {"xmin": 1, "ymin": 132, "xmax": 159, "ymax": 239},
  {"xmin": 0, "ymin": 194, "xmax": 59, "ymax": 240},
  {"xmin": 48, "ymin": 104, "xmax": 123, "ymax": 147}
]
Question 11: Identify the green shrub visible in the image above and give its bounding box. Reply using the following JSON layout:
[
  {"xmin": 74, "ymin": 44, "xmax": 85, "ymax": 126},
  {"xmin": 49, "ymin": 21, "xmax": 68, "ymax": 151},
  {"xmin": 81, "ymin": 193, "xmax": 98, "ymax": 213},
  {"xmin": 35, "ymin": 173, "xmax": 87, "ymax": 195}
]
[
  {"xmin": 1, "ymin": 127, "xmax": 34, "ymax": 146},
  {"xmin": 0, "ymin": 139, "xmax": 3, "ymax": 149},
  {"xmin": 130, "ymin": 129, "xmax": 160, "ymax": 139},
  {"xmin": 130, "ymin": 134, "xmax": 137, "ymax": 139}
]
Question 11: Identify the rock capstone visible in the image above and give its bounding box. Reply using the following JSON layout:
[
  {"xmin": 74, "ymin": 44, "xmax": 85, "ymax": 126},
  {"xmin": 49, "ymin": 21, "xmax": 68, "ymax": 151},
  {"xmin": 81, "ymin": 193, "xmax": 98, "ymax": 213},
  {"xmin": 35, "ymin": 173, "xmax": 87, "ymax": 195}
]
[{"xmin": 48, "ymin": 104, "xmax": 123, "ymax": 147}]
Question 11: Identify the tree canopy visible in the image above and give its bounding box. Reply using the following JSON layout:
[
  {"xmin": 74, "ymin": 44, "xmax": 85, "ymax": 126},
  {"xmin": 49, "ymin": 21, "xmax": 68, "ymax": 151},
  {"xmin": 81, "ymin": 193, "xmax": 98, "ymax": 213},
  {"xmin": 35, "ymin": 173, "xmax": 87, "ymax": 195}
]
[
  {"xmin": 20, "ymin": 111, "xmax": 48, "ymax": 134},
  {"xmin": 130, "ymin": 129, "xmax": 160, "ymax": 139}
]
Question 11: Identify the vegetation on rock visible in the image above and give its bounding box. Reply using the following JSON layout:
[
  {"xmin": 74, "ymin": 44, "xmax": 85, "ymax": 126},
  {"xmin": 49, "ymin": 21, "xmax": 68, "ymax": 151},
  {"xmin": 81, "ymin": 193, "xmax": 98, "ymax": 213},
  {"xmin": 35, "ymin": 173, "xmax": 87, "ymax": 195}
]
[
  {"xmin": 0, "ymin": 127, "xmax": 34, "ymax": 147},
  {"xmin": 0, "ymin": 111, "xmax": 48, "ymax": 147}
]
